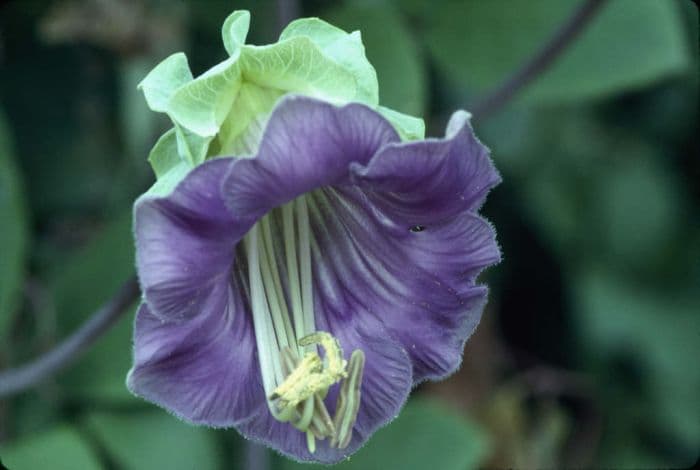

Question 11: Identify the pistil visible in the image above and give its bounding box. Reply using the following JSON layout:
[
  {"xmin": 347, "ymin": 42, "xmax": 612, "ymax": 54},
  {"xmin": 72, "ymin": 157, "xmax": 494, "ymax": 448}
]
[{"xmin": 244, "ymin": 194, "xmax": 366, "ymax": 452}]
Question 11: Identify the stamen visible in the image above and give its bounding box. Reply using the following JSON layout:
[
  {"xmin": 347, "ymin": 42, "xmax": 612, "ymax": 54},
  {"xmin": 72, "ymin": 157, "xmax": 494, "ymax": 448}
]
[
  {"xmin": 331, "ymin": 350, "xmax": 365, "ymax": 449},
  {"xmin": 260, "ymin": 217, "xmax": 296, "ymax": 351},
  {"xmin": 269, "ymin": 352, "xmax": 323, "ymax": 406},
  {"xmin": 244, "ymin": 196, "xmax": 366, "ymax": 453},
  {"xmin": 278, "ymin": 347, "xmax": 315, "ymax": 431},
  {"xmin": 279, "ymin": 347, "xmax": 299, "ymax": 377},
  {"xmin": 269, "ymin": 332, "xmax": 347, "ymax": 411},
  {"xmin": 309, "ymin": 394, "xmax": 335, "ymax": 438},
  {"xmin": 282, "ymin": 203, "xmax": 305, "ymax": 351},
  {"xmin": 294, "ymin": 396, "xmax": 315, "ymax": 431},
  {"xmin": 299, "ymin": 332, "xmax": 347, "ymax": 379},
  {"xmin": 245, "ymin": 225, "xmax": 281, "ymax": 399},
  {"xmin": 258, "ymin": 226, "xmax": 291, "ymax": 351},
  {"xmin": 306, "ymin": 431, "xmax": 316, "ymax": 454},
  {"xmin": 296, "ymin": 197, "xmax": 316, "ymax": 349}
]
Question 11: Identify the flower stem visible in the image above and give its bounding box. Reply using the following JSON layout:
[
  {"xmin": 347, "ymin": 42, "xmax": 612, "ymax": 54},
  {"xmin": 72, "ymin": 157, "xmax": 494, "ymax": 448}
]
[
  {"xmin": 470, "ymin": 0, "xmax": 608, "ymax": 119},
  {"xmin": 0, "ymin": 277, "xmax": 140, "ymax": 398}
]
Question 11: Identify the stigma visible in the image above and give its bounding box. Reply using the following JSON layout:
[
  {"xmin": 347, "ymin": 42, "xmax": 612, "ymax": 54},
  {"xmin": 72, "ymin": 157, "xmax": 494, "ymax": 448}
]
[{"xmin": 243, "ymin": 194, "xmax": 365, "ymax": 452}]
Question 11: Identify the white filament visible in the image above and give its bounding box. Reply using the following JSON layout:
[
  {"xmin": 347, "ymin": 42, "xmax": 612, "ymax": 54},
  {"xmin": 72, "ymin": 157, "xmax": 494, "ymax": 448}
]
[{"xmin": 246, "ymin": 196, "xmax": 316, "ymax": 407}]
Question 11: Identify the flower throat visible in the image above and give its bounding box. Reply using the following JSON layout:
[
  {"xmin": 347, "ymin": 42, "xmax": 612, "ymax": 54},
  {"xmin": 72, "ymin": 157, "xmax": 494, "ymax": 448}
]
[{"xmin": 242, "ymin": 194, "xmax": 365, "ymax": 453}]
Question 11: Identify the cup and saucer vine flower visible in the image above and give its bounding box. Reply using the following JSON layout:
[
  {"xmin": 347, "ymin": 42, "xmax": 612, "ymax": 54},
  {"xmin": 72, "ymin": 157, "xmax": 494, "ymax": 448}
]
[{"xmin": 126, "ymin": 10, "xmax": 501, "ymax": 464}]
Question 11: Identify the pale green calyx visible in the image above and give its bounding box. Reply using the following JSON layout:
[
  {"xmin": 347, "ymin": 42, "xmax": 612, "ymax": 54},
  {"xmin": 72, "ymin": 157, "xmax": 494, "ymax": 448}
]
[{"xmin": 139, "ymin": 10, "xmax": 425, "ymax": 196}]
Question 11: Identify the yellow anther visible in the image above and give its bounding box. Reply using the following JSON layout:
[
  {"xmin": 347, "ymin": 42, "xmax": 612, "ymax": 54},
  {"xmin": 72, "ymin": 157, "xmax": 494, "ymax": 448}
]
[
  {"xmin": 331, "ymin": 349, "xmax": 365, "ymax": 449},
  {"xmin": 299, "ymin": 331, "xmax": 347, "ymax": 378},
  {"xmin": 268, "ymin": 331, "xmax": 365, "ymax": 452},
  {"xmin": 270, "ymin": 331, "xmax": 349, "ymax": 413},
  {"xmin": 269, "ymin": 353, "xmax": 322, "ymax": 402}
]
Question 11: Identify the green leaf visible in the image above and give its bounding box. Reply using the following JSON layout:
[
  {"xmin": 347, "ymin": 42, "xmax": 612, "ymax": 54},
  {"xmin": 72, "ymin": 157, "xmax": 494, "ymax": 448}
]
[
  {"xmin": 594, "ymin": 147, "xmax": 681, "ymax": 266},
  {"xmin": 0, "ymin": 111, "xmax": 28, "ymax": 339},
  {"xmin": 484, "ymin": 106, "xmax": 684, "ymax": 271},
  {"xmin": 575, "ymin": 268, "xmax": 700, "ymax": 456},
  {"xmin": 0, "ymin": 426, "xmax": 103, "ymax": 470},
  {"xmin": 425, "ymin": 0, "xmax": 691, "ymax": 104},
  {"xmin": 85, "ymin": 411, "xmax": 221, "ymax": 470},
  {"xmin": 280, "ymin": 399, "xmax": 489, "ymax": 470},
  {"xmin": 222, "ymin": 10, "xmax": 251, "ymax": 56},
  {"xmin": 51, "ymin": 210, "xmax": 137, "ymax": 402},
  {"xmin": 323, "ymin": 3, "xmax": 426, "ymax": 115},
  {"xmin": 138, "ymin": 53, "xmax": 193, "ymax": 113}
]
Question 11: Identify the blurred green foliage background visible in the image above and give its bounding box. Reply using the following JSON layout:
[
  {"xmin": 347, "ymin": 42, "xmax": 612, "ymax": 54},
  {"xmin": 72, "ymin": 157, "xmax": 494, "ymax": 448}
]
[{"xmin": 0, "ymin": 0, "xmax": 698, "ymax": 468}]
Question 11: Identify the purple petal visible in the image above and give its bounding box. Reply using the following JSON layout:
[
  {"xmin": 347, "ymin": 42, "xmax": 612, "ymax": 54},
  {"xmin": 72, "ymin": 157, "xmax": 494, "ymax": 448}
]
[
  {"xmin": 134, "ymin": 158, "xmax": 250, "ymax": 320},
  {"xmin": 126, "ymin": 280, "xmax": 265, "ymax": 427},
  {"xmin": 318, "ymin": 299, "xmax": 413, "ymax": 455},
  {"xmin": 236, "ymin": 312, "xmax": 411, "ymax": 464},
  {"xmin": 307, "ymin": 186, "xmax": 499, "ymax": 383},
  {"xmin": 222, "ymin": 95, "xmax": 400, "ymax": 219},
  {"xmin": 375, "ymin": 213, "xmax": 500, "ymax": 380},
  {"xmin": 352, "ymin": 111, "xmax": 501, "ymax": 227}
]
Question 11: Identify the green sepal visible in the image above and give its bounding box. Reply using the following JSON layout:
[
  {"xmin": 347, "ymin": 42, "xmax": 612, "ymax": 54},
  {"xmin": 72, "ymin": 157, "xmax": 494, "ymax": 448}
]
[
  {"xmin": 145, "ymin": 161, "xmax": 191, "ymax": 197},
  {"xmin": 174, "ymin": 123, "xmax": 212, "ymax": 166},
  {"xmin": 240, "ymin": 38, "xmax": 358, "ymax": 104},
  {"xmin": 222, "ymin": 10, "xmax": 251, "ymax": 56},
  {"xmin": 280, "ymin": 17, "xmax": 379, "ymax": 105},
  {"xmin": 138, "ymin": 53, "xmax": 193, "ymax": 113},
  {"xmin": 144, "ymin": 124, "xmax": 212, "ymax": 196},
  {"xmin": 168, "ymin": 54, "xmax": 244, "ymax": 137},
  {"xmin": 146, "ymin": 123, "xmax": 211, "ymax": 187},
  {"xmin": 378, "ymin": 106, "xmax": 425, "ymax": 140},
  {"xmin": 165, "ymin": 11, "xmax": 379, "ymax": 140},
  {"xmin": 145, "ymin": 128, "xmax": 191, "ymax": 197},
  {"xmin": 139, "ymin": 9, "xmax": 424, "ymax": 191},
  {"xmin": 147, "ymin": 128, "xmax": 180, "ymax": 178},
  {"xmin": 216, "ymin": 83, "xmax": 283, "ymax": 156}
]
